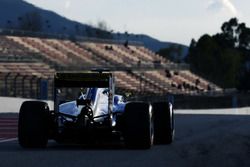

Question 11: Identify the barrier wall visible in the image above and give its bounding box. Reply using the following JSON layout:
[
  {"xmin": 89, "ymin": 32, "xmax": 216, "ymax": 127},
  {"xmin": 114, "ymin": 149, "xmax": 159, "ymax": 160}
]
[
  {"xmin": 0, "ymin": 97, "xmax": 54, "ymax": 113},
  {"xmin": 135, "ymin": 93, "xmax": 250, "ymax": 109}
]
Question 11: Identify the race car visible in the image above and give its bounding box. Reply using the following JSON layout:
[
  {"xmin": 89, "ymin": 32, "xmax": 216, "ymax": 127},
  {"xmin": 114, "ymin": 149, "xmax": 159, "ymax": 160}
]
[{"xmin": 18, "ymin": 72, "xmax": 174, "ymax": 149}]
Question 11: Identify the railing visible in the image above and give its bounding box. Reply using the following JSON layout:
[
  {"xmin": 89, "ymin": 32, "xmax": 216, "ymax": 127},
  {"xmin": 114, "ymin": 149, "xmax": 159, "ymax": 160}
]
[
  {"xmin": 0, "ymin": 28, "xmax": 143, "ymax": 46},
  {"xmin": 0, "ymin": 73, "xmax": 53, "ymax": 100}
]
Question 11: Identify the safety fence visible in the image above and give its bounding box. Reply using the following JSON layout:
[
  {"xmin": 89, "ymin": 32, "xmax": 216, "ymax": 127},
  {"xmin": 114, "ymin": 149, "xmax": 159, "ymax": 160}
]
[{"xmin": 0, "ymin": 72, "xmax": 53, "ymax": 100}]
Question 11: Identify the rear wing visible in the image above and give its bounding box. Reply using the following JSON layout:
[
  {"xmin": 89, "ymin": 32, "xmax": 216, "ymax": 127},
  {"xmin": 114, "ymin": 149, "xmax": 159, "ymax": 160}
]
[
  {"xmin": 54, "ymin": 72, "xmax": 115, "ymax": 120},
  {"xmin": 54, "ymin": 72, "xmax": 112, "ymax": 88}
]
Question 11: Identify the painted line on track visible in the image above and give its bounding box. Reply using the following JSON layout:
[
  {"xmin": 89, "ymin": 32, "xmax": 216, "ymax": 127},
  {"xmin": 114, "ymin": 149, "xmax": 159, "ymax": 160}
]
[
  {"xmin": 176, "ymin": 107, "xmax": 250, "ymax": 115},
  {"xmin": 0, "ymin": 138, "xmax": 17, "ymax": 143}
]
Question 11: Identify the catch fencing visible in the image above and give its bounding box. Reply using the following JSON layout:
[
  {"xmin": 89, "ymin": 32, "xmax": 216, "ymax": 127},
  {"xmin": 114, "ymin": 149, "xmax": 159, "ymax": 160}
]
[{"xmin": 0, "ymin": 72, "xmax": 53, "ymax": 100}]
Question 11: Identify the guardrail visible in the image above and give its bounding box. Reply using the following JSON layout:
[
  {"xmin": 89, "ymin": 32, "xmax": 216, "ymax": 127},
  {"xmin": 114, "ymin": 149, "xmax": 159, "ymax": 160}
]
[{"xmin": 61, "ymin": 62, "xmax": 190, "ymax": 71}]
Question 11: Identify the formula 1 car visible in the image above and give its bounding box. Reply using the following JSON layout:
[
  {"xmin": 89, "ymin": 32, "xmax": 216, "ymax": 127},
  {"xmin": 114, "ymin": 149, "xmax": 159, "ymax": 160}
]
[{"xmin": 18, "ymin": 72, "xmax": 174, "ymax": 149}]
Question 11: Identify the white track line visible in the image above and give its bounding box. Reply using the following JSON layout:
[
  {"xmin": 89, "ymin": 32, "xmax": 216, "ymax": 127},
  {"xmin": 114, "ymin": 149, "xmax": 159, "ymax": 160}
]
[
  {"xmin": 176, "ymin": 107, "xmax": 250, "ymax": 115},
  {"xmin": 0, "ymin": 138, "xmax": 17, "ymax": 143}
]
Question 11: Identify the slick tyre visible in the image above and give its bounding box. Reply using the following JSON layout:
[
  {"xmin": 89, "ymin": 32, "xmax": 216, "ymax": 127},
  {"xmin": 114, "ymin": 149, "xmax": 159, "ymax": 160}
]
[
  {"xmin": 18, "ymin": 101, "xmax": 49, "ymax": 148},
  {"xmin": 153, "ymin": 102, "xmax": 174, "ymax": 144},
  {"xmin": 123, "ymin": 102, "xmax": 153, "ymax": 149}
]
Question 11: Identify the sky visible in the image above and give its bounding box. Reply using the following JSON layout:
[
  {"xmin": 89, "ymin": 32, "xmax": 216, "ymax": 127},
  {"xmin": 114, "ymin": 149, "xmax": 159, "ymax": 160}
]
[{"xmin": 24, "ymin": 0, "xmax": 250, "ymax": 45}]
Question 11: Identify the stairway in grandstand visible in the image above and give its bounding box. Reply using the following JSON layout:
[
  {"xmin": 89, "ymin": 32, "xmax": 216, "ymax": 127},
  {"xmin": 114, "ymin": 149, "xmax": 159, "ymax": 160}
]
[{"xmin": 0, "ymin": 34, "xmax": 221, "ymax": 99}]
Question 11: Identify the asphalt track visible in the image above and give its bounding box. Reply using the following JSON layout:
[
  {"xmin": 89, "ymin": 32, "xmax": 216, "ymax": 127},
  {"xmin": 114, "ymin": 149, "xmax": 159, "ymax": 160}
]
[{"xmin": 1, "ymin": 111, "xmax": 250, "ymax": 167}]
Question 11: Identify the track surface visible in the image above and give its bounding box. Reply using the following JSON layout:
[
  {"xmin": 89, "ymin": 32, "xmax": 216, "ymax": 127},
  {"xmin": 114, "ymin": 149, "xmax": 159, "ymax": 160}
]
[
  {"xmin": 0, "ymin": 116, "xmax": 18, "ymax": 143},
  {"xmin": 1, "ymin": 113, "xmax": 250, "ymax": 167}
]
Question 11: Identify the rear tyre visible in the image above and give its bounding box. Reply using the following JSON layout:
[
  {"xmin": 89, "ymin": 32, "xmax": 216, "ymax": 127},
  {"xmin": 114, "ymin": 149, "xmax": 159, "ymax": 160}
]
[
  {"xmin": 18, "ymin": 101, "xmax": 49, "ymax": 148},
  {"xmin": 153, "ymin": 102, "xmax": 174, "ymax": 144},
  {"xmin": 123, "ymin": 102, "xmax": 153, "ymax": 149}
]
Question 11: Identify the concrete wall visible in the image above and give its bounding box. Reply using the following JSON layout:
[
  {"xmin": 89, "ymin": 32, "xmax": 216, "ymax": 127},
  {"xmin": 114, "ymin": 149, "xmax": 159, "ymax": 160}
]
[
  {"xmin": 0, "ymin": 96, "xmax": 54, "ymax": 113},
  {"xmin": 173, "ymin": 94, "xmax": 250, "ymax": 109}
]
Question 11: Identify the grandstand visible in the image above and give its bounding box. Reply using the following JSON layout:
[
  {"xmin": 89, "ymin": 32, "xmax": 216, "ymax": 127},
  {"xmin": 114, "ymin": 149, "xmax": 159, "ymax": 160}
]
[{"xmin": 0, "ymin": 33, "xmax": 221, "ymax": 100}]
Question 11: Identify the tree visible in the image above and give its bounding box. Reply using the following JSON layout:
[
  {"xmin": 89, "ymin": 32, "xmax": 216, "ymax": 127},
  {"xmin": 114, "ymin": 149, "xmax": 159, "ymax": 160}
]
[
  {"xmin": 238, "ymin": 66, "xmax": 250, "ymax": 91},
  {"xmin": 239, "ymin": 26, "xmax": 250, "ymax": 50},
  {"xmin": 220, "ymin": 17, "xmax": 238, "ymax": 48},
  {"xmin": 188, "ymin": 29, "xmax": 242, "ymax": 88},
  {"xmin": 74, "ymin": 24, "xmax": 80, "ymax": 35},
  {"xmin": 45, "ymin": 19, "xmax": 51, "ymax": 29},
  {"xmin": 187, "ymin": 18, "xmax": 250, "ymax": 90},
  {"xmin": 96, "ymin": 20, "xmax": 108, "ymax": 31},
  {"xmin": 6, "ymin": 20, "xmax": 12, "ymax": 29},
  {"xmin": 85, "ymin": 20, "xmax": 113, "ymax": 39},
  {"xmin": 18, "ymin": 11, "xmax": 42, "ymax": 32},
  {"xmin": 157, "ymin": 44, "xmax": 183, "ymax": 63}
]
